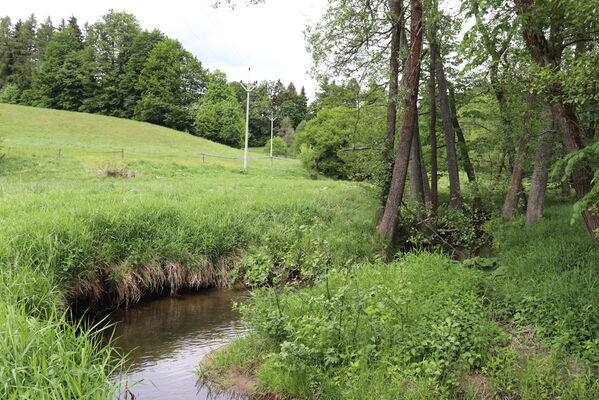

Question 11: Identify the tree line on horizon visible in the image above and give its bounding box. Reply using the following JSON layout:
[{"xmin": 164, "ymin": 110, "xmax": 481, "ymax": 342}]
[{"xmin": 0, "ymin": 11, "xmax": 309, "ymax": 148}]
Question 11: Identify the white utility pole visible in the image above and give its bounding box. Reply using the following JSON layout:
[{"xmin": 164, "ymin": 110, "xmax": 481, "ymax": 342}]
[
  {"xmin": 240, "ymin": 67, "xmax": 254, "ymax": 170},
  {"xmin": 269, "ymin": 110, "xmax": 274, "ymax": 166}
]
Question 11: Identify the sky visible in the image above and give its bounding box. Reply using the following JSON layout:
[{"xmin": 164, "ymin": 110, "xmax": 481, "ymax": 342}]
[
  {"xmin": 4, "ymin": 0, "xmax": 465, "ymax": 101},
  {"xmin": 4, "ymin": 0, "xmax": 327, "ymax": 99}
]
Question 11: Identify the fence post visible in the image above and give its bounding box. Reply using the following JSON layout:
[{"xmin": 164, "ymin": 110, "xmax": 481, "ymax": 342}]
[
  {"xmin": 57, "ymin": 148, "xmax": 61, "ymax": 160},
  {"xmin": 121, "ymin": 148, "xmax": 124, "ymax": 160},
  {"xmin": 202, "ymin": 153, "xmax": 205, "ymax": 163}
]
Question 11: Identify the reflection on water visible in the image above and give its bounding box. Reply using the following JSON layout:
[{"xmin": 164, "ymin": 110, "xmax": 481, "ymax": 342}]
[{"xmin": 107, "ymin": 289, "xmax": 249, "ymax": 399}]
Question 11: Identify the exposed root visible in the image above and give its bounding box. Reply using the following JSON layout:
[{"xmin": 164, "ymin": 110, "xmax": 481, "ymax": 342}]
[{"xmin": 66, "ymin": 255, "xmax": 237, "ymax": 312}]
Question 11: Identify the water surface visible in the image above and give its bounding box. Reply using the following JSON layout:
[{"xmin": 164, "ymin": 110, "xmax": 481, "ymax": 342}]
[{"xmin": 108, "ymin": 289, "xmax": 248, "ymax": 399}]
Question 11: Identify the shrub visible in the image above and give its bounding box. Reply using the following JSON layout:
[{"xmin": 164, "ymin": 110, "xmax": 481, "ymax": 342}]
[
  {"xmin": 238, "ymin": 255, "xmax": 497, "ymax": 398},
  {"xmin": 264, "ymin": 136, "xmax": 289, "ymax": 156},
  {"xmin": 298, "ymin": 143, "xmax": 318, "ymax": 179},
  {"xmin": 0, "ymin": 84, "xmax": 21, "ymax": 104}
]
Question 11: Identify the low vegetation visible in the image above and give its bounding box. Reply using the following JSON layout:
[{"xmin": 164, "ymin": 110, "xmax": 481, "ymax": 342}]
[
  {"xmin": 0, "ymin": 104, "xmax": 380, "ymax": 396},
  {"xmin": 202, "ymin": 201, "xmax": 599, "ymax": 400}
]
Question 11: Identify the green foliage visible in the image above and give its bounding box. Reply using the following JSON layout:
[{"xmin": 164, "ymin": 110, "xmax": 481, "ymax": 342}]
[
  {"xmin": 296, "ymin": 106, "xmax": 353, "ymax": 178},
  {"xmin": 553, "ymin": 138, "xmax": 599, "ymax": 228},
  {"xmin": 0, "ymin": 83, "xmax": 20, "ymax": 103},
  {"xmin": 34, "ymin": 28, "xmax": 95, "ymax": 111},
  {"xmin": 236, "ymin": 216, "xmax": 336, "ymax": 288},
  {"xmin": 296, "ymin": 105, "xmax": 386, "ymax": 180},
  {"xmin": 237, "ymin": 255, "xmax": 496, "ymax": 398},
  {"xmin": 134, "ymin": 38, "xmax": 205, "ymax": 131},
  {"xmin": 0, "ymin": 259, "xmax": 121, "ymax": 398},
  {"xmin": 277, "ymin": 116, "xmax": 295, "ymax": 148},
  {"xmin": 194, "ymin": 99, "xmax": 245, "ymax": 147},
  {"xmin": 489, "ymin": 205, "xmax": 599, "ymax": 362},
  {"xmin": 298, "ymin": 143, "xmax": 318, "ymax": 179},
  {"xmin": 264, "ymin": 136, "xmax": 288, "ymax": 156}
]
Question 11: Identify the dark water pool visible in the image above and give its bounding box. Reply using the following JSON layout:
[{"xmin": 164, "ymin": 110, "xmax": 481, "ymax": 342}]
[{"xmin": 107, "ymin": 289, "xmax": 248, "ymax": 399}]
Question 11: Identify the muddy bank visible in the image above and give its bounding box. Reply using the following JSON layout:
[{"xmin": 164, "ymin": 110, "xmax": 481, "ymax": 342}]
[{"xmin": 200, "ymin": 344, "xmax": 291, "ymax": 400}]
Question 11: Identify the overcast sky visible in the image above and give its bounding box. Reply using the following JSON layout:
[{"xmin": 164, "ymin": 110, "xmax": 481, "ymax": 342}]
[
  {"xmin": 4, "ymin": 0, "xmax": 328, "ymax": 99},
  {"xmin": 5, "ymin": 1, "xmax": 465, "ymax": 100}
]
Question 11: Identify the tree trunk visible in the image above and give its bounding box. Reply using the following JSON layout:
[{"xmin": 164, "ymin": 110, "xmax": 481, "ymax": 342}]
[
  {"xmin": 410, "ymin": 111, "xmax": 425, "ymax": 204},
  {"xmin": 550, "ymin": 102, "xmax": 599, "ymax": 237},
  {"xmin": 501, "ymin": 92, "xmax": 536, "ymax": 221},
  {"xmin": 378, "ymin": 0, "xmax": 424, "ymax": 242},
  {"xmin": 418, "ymin": 123, "xmax": 432, "ymax": 205},
  {"xmin": 429, "ymin": 40, "xmax": 438, "ymax": 214},
  {"xmin": 409, "ymin": 111, "xmax": 431, "ymax": 207},
  {"xmin": 501, "ymin": 152, "xmax": 526, "ymax": 221},
  {"xmin": 526, "ymin": 104, "xmax": 554, "ymax": 225},
  {"xmin": 449, "ymin": 85, "xmax": 476, "ymax": 182},
  {"xmin": 561, "ymin": 177, "xmax": 571, "ymax": 202},
  {"xmin": 450, "ymin": 84, "xmax": 483, "ymax": 210},
  {"xmin": 515, "ymin": 0, "xmax": 599, "ymax": 239},
  {"xmin": 381, "ymin": 0, "xmax": 404, "ymax": 203},
  {"xmin": 432, "ymin": 42, "xmax": 461, "ymax": 209}
]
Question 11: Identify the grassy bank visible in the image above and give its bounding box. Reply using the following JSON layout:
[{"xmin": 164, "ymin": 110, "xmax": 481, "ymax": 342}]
[
  {"xmin": 0, "ymin": 104, "xmax": 381, "ymax": 396},
  {"xmin": 202, "ymin": 202, "xmax": 599, "ymax": 400}
]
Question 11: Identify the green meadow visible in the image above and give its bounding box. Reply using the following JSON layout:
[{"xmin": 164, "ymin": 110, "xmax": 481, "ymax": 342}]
[{"xmin": 0, "ymin": 103, "xmax": 380, "ymax": 398}]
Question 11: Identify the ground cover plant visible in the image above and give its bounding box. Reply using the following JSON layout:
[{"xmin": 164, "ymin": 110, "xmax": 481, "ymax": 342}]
[
  {"xmin": 202, "ymin": 203, "xmax": 599, "ymax": 400},
  {"xmin": 0, "ymin": 103, "xmax": 381, "ymax": 397}
]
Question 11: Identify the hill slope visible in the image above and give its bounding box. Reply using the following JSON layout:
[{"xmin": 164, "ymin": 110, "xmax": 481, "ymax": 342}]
[{"xmin": 0, "ymin": 103, "xmax": 294, "ymax": 171}]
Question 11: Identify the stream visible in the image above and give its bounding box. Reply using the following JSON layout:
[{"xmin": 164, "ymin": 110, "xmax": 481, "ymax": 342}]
[{"xmin": 107, "ymin": 289, "xmax": 249, "ymax": 399}]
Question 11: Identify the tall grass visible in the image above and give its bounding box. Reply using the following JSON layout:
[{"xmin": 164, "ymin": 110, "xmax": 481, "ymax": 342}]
[
  {"xmin": 0, "ymin": 104, "xmax": 381, "ymax": 396},
  {"xmin": 0, "ymin": 262, "xmax": 122, "ymax": 398}
]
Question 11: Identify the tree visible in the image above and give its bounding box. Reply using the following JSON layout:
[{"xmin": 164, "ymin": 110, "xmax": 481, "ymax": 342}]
[
  {"xmin": 35, "ymin": 17, "xmax": 54, "ymax": 62},
  {"xmin": 277, "ymin": 117, "xmax": 295, "ymax": 148},
  {"xmin": 194, "ymin": 99, "xmax": 244, "ymax": 147},
  {"xmin": 35, "ymin": 27, "xmax": 92, "ymax": 110},
  {"xmin": 0, "ymin": 17, "xmax": 13, "ymax": 88},
  {"xmin": 120, "ymin": 29, "xmax": 165, "ymax": 117},
  {"xmin": 378, "ymin": 0, "xmax": 424, "ymax": 243},
  {"xmin": 134, "ymin": 38, "xmax": 205, "ymax": 131},
  {"xmin": 514, "ymin": 0, "xmax": 599, "ymax": 238},
  {"xmin": 526, "ymin": 104, "xmax": 554, "ymax": 225},
  {"xmin": 88, "ymin": 10, "xmax": 141, "ymax": 116},
  {"xmin": 296, "ymin": 107, "xmax": 355, "ymax": 178},
  {"xmin": 9, "ymin": 15, "xmax": 37, "ymax": 93}
]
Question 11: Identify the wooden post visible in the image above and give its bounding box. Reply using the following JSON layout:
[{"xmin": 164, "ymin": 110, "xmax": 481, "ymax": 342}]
[
  {"xmin": 121, "ymin": 148, "xmax": 124, "ymax": 160},
  {"xmin": 58, "ymin": 148, "xmax": 61, "ymax": 159},
  {"xmin": 202, "ymin": 153, "xmax": 205, "ymax": 163}
]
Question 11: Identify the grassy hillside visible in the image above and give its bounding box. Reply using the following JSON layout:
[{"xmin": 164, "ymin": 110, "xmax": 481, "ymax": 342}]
[
  {"xmin": 0, "ymin": 103, "xmax": 295, "ymax": 170},
  {"xmin": 0, "ymin": 104, "xmax": 381, "ymax": 398}
]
